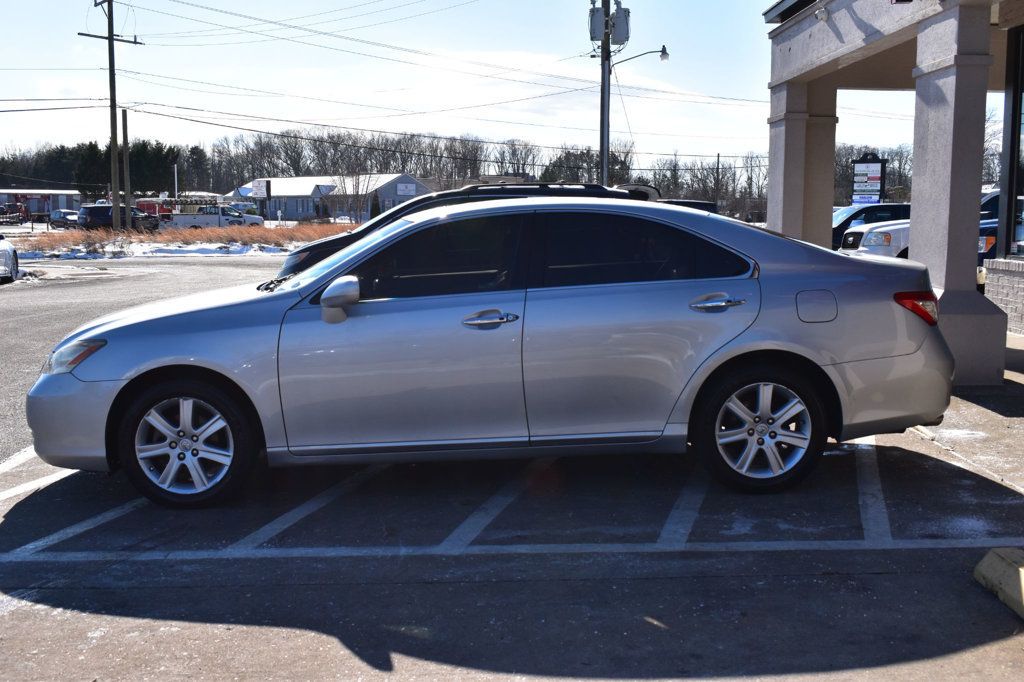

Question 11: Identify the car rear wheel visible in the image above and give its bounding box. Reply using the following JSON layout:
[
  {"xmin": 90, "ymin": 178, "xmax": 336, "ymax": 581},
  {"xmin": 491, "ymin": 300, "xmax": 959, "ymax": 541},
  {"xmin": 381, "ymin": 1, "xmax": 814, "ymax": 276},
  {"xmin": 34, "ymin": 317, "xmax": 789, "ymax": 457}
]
[
  {"xmin": 117, "ymin": 380, "xmax": 257, "ymax": 508},
  {"xmin": 693, "ymin": 366, "xmax": 826, "ymax": 492}
]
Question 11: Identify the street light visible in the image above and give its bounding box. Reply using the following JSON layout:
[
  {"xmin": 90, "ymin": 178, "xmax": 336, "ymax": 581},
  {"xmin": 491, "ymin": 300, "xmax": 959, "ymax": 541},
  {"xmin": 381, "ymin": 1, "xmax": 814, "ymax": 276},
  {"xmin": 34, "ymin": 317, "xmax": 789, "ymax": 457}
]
[
  {"xmin": 615, "ymin": 45, "xmax": 670, "ymax": 68},
  {"xmin": 596, "ymin": 44, "xmax": 669, "ymax": 186}
]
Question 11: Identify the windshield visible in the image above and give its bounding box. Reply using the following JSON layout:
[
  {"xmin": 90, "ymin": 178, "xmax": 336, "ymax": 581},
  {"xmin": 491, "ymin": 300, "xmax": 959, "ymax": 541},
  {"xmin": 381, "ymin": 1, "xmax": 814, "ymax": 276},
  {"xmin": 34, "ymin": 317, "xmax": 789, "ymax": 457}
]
[
  {"xmin": 278, "ymin": 218, "xmax": 415, "ymax": 293},
  {"xmin": 832, "ymin": 206, "xmax": 861, "ymax": 227}
]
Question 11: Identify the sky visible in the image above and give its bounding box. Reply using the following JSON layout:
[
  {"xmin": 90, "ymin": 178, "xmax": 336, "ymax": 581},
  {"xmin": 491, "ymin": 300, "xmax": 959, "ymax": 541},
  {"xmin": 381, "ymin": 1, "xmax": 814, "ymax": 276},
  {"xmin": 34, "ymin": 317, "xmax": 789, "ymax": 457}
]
[{"xmin": 0, "ymin": 0, "xmax": 1005, "ymax": 166}]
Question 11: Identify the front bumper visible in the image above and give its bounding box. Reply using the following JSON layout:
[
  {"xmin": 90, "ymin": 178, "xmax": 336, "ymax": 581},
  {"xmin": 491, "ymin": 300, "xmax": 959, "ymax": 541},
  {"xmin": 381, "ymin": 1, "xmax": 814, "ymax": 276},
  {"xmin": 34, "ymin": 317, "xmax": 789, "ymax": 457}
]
[
  {"xmin": 826, "ymin": 329, "xmax": 955, "ymax": 441},
  {"xmin": 26, "ymin": 373, "xmax": 126, "ymax": 472}
]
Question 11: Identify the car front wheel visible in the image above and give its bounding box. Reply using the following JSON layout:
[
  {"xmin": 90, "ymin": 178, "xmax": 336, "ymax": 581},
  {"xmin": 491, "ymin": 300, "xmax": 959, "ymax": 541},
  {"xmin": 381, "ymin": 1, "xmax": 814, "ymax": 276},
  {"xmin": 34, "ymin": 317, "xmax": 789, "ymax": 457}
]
[
  {"xmin": 693, "ymin": 366, "xmax": 826, "ymax": 492},
  {"xmin": 117, "ymin": 380, "xmax": 256, "ymax": 507}
]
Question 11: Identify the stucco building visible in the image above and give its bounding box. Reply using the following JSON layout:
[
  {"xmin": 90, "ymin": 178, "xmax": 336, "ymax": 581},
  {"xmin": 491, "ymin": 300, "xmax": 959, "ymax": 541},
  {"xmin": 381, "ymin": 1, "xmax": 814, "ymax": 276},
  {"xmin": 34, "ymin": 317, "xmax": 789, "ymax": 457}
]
[{"xmin": 764, "ymin": 0, "xmax": 1024, "ymax": 384}]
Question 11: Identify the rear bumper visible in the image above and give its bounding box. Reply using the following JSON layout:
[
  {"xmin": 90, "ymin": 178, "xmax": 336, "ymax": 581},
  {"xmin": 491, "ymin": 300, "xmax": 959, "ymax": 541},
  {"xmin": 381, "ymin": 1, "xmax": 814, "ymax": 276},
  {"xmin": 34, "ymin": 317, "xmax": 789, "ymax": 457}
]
[
  {"xmin": 826, "ymin": 330, "xmax": 955, "ymax": 441},
  {"xmin": 26, "ymin": 373, "xmax": 126, "ymax": 472}
]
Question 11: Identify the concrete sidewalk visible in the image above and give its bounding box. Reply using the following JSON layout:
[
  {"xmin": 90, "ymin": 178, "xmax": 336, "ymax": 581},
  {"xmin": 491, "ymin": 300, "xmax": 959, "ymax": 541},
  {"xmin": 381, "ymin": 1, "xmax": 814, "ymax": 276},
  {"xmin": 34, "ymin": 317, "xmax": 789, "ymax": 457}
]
[{"xmin": 881, "ymin": 333, "xmax": 1024, "ymax": 492}]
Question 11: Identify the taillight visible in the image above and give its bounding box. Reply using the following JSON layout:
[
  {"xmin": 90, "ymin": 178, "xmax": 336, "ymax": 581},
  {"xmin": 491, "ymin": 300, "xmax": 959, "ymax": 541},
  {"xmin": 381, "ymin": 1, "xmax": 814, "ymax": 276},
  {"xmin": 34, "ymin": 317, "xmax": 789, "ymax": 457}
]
[
  {"xmin": 894, "ymin": 291, "xmax": 939, "ymax": 326},
  {"xmin": 978, "ymin": 236, "xmax": 996, "ymax": 253}
]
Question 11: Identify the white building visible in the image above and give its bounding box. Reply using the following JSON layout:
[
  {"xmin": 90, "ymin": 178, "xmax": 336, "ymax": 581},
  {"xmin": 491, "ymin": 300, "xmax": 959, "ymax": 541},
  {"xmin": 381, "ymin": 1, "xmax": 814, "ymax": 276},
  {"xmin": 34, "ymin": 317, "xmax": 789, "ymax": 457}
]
[{"xmin": 228, "ymin": 174, "xmax": 431, "ymax": 221}]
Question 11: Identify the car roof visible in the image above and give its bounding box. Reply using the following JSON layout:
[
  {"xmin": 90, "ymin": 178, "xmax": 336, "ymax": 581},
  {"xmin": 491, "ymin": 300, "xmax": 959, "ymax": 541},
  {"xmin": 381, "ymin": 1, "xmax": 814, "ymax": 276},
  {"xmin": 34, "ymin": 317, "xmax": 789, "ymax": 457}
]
[{"xmin": 397, "ymin": 196, "xmax": 712, "ymax": 225}]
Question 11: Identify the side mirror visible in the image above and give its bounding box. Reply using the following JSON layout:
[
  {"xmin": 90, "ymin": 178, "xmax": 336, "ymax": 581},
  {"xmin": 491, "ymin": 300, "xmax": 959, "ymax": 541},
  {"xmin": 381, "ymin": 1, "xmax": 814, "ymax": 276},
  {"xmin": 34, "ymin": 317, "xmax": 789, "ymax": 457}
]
[{"xmin": 321, "ymin": 275, "xmax": 360, "ymax": 309}]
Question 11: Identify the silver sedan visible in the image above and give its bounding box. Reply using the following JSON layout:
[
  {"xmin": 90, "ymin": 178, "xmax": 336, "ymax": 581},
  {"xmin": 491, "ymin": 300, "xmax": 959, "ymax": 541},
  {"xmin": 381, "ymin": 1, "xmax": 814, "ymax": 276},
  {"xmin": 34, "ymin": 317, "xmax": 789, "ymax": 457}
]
[
  {"xmin": 0, "ymin": 234, "xmax": 19, "ymax": 284},
  {"xmin": 26, "ymin": 198, "xmax": 954, "ymax": 507}
]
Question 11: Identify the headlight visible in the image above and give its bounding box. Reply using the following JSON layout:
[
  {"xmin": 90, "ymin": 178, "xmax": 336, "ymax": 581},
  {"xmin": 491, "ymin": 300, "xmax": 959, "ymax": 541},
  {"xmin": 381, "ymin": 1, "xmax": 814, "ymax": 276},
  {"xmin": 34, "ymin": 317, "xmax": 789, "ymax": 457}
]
[
  {"xmin": 43, "ymin": 339, "xmax": 106, "ymax": 375},
  {"xmin": 862, "ymin": 232, "xmax": 892, "ymax": 246}
]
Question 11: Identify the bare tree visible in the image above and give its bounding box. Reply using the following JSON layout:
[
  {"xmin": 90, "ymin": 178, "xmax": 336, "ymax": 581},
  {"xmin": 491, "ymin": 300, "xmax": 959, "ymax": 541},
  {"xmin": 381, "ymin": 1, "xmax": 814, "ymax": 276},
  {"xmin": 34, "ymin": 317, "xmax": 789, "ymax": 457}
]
[{"xmin": 493, "ymin": 139, "xmax": 541, "ymax": 178}]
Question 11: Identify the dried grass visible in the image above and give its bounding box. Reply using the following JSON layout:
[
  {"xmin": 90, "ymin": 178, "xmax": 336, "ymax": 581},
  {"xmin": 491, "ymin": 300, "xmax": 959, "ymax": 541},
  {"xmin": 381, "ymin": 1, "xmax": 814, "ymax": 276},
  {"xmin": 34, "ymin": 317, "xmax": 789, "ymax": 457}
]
[{"xmin": 20, "ymin": 222, "xmax": 359, "ymax": 252}]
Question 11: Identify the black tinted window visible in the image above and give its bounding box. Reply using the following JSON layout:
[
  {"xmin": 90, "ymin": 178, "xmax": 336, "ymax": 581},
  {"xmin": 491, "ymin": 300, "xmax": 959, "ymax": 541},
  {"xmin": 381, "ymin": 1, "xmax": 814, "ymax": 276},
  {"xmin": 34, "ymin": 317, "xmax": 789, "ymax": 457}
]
[
  {"xmin": 355, "ymin": 214, "xmax": 523, "ymax": 299},
  {"xmin": 540, "ymin": 213, "xmax": 748, "ymax": 288}
]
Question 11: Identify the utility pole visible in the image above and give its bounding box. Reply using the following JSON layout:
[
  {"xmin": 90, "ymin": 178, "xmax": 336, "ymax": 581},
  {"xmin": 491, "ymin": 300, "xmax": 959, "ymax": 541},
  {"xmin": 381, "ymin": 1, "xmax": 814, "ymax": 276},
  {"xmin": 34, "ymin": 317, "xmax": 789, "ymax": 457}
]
[
  {"xmin": 714, "ymin": 153, "xmax": 721, "ymax": 208},
  {"xmin": 121, "ymin": 109, "xmax": 132, "ymax": 212},
  {"xmin": 599, "ymin": 0, "xmax": 611, "ymax": 186},
  {"xmin": 78, "ymin": 1, "xmax": 142, "ymax": 231}
]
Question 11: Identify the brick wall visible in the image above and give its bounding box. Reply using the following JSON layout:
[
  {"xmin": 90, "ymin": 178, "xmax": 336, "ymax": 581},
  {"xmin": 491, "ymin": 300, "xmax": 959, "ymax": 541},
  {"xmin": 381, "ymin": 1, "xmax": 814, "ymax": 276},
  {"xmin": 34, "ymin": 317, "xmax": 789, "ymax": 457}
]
[{"xmin": 985, "ymin": 258, "xmax": 1024, "ymax": 334}]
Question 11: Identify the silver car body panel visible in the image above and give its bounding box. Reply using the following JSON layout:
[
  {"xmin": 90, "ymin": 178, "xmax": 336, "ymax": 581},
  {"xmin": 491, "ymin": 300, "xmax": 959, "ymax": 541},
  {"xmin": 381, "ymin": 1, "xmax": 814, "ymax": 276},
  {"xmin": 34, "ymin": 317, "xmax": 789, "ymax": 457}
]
[
  {"xmin": 0, "ymin": 238, "xmax": 15, "ymax": 278},
  {"xmin": 58, "ymin": 283, "xmax": 298, "ymax": 451},
  {"xmin": 25, "ymin": 373, "xmax": 124, "ymax": 471},
  {"xmin": 278, "ymin": 290, "xmax": 530, "ymax": 451},
  {"xmin": 26, "ymin": 198, "xmax": 954, "ymax": 472}
]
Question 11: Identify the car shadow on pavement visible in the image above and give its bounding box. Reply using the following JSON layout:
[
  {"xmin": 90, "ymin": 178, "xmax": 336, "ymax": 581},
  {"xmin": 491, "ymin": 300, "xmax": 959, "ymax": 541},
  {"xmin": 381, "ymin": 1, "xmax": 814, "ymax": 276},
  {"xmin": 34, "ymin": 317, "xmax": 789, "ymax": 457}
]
[{"xmin": 1, "ymin": 451, "xmax": 1023, "ymax": 677}]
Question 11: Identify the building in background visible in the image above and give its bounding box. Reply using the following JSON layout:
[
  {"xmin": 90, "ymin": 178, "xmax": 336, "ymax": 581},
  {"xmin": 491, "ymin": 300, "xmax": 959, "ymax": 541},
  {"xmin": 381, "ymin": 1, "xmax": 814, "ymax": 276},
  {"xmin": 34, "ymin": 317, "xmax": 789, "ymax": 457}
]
[
  {"xmin": 0, "ymin": 189, "xmax": 80, "ymax": 213},
  {"xmin": 228, "ymin": 174, "xmax": 431, "ymax": 221},
  {"xmin": 763, "ymin": 0, "xmax": 1023, "ymax": 384}
]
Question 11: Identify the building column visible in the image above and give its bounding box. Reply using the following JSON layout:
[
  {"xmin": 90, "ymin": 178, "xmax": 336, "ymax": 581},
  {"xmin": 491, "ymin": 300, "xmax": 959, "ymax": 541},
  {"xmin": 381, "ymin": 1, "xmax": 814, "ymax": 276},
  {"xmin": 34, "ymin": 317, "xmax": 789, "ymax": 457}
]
[
  {"xmin": 910, "ymin": 0, "xmax": 1007, "ymax": 385},
  {"xmin": 767, "ymin": 80, "xmax": 837, "ymax": 247}
]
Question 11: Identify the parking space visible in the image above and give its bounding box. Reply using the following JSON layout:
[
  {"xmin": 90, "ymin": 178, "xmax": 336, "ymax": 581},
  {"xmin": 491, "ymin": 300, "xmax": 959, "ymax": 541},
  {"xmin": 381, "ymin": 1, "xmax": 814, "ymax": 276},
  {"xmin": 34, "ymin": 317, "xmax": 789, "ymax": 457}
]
[
  {"xmin": 1, "ymin": 439, "xmax": 1022, "ymax": 566},
  {"xmin": 3, "ymin": 259, "xmax": 1023, "ymax": 677}
]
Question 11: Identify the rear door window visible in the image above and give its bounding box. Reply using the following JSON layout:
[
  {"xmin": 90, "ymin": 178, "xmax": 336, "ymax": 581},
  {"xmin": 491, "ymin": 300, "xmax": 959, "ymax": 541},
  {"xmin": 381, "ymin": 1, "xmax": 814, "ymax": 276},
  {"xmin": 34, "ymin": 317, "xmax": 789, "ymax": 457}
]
[{"xmin": 536, "ymin": 212, "xmax": 749, "ymax": 288}]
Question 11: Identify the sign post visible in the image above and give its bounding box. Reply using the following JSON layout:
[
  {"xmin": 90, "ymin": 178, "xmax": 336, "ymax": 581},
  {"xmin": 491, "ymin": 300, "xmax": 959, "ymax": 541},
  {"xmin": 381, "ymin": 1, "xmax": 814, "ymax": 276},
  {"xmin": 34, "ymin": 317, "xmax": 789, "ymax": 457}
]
[
  {"xmin": 851, "ymin": 152, "xmax": 887, "ymax": 205},
  {"xmin": 251, "ymin": 179, "xmax": 271, "ymax": 219}
]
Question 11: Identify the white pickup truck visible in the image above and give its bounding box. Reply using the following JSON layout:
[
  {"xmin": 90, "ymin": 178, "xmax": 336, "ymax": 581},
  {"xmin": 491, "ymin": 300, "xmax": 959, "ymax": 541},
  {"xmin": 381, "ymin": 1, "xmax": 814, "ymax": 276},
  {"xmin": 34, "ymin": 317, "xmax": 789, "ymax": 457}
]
[{"xmin": 163, "ymin": 205, "xmax": 264, "ymax": 229}]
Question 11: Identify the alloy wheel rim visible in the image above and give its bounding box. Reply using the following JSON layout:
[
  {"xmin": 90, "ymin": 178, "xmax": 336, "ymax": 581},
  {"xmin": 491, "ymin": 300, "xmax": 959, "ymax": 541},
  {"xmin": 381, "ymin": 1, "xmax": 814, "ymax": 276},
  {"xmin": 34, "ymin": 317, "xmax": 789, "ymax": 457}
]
[
  {"xmin": 714, "ymin": 382, "xmax": 811, "ymax": 479},
  {"xmin": 134, "ymin": 397, "xmax": 234, "ymax": 494}
]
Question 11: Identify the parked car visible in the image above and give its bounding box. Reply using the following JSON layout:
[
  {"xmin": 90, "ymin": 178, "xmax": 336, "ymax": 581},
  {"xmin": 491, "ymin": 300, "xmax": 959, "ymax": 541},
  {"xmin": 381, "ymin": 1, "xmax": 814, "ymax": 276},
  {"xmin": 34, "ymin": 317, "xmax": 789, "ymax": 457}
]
[
  {"xmin": 659, "ymin": 199, "xmax": 718, "ymax": 214},
  {"xmin": 162, "ymin": 205, "xmax": 264, "ymax": 229},
  {"xmin": 830, "ymin": 203, "xmax": 911, "ymax": 250},
  {"xmin": 78, "ymin": 205, "xmax": 160, "ymax": 231},
  {"xmin": 277, "ymin": 183, "xmax": 654, "ymax": 278},
  {"xmin": 840, "ymin": 190, "xmax": 1017, "ymax": 268},
  {"xmin": 27, "ymin": 198, "xmax": 954, "ymax": 507},
  {"xmin": 0, "ymin": 234, "xmax": 19, "ymax": 284},
  {"xmin": 49, "ymin": 209, "xmax": 79, "ymax": 229}
]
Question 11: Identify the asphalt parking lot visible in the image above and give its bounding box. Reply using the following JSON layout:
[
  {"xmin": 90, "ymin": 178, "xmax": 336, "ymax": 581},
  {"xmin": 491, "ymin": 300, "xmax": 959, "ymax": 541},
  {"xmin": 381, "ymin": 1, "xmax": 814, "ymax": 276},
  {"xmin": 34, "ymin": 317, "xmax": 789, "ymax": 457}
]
[{"xmin": 1, "ymin": 257, "xmax": 1023, "ymax": 678}]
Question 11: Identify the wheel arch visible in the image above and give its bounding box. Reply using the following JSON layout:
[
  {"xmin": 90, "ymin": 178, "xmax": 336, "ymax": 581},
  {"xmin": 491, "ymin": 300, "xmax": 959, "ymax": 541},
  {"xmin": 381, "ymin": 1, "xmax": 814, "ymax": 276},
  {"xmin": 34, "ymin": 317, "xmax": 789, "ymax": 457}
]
[
  {"xmin": 684, "ymin": 350, "xmax": 844, "ymax": 440},
  {"xmin": 104, "ymin": 365, "xmax": 267, "ymax": 471}
]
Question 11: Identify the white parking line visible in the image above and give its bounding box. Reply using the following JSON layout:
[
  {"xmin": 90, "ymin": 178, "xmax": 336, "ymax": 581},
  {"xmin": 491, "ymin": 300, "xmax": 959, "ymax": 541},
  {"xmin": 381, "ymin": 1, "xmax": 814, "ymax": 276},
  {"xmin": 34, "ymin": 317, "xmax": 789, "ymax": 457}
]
[
  {"xmin": 0, "ymin": 469, "xmax": 75, "ymax": 503},
  {"xmin": 0, "ymin": 448, "xmax": 37, "ymax": 476},
  {"xmin": 437, "ymin": 458, "xmax": 554, "ymax": 553},
  {"xmin": 226, "ymin": 464, "xmax": 389, "ymax": 551},
  {"xmin": 854, "ymin": 442, "xmax": 894, "ymax": 546},
  {"xmin": 4, "ymin": 534, "xmax": 1024, "ymax": 564},
  {"xmin": 656, "ymin": 466, "xmax": 709, "ymax": 548},
  {"xmin": 6, "ymin": 499, "xmax": 148, "ymax": 557}
]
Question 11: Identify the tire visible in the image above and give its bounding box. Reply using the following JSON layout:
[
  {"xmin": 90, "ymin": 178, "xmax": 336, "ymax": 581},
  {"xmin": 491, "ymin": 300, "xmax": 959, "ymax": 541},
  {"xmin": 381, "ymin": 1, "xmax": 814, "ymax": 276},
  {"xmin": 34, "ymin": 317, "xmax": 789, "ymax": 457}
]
[
  {"xmin": 116, "ymin": 379, "xmax": 257, "ymax": 508},
  {"xmin": 692, "ymin": 365, "xmax": 827, "ymax": 492}
]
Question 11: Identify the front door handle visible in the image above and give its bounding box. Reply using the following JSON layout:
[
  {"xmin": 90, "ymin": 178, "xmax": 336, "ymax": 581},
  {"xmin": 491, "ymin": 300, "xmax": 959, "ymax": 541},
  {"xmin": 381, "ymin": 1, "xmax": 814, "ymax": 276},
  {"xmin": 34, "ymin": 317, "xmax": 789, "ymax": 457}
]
[
  {"xmin": 462, "ymin": 310, "xmax": 520, "ymax": 328},
  {"xmin": 689, "ymin": 296, "xmax": 747, "ymax": 312}
]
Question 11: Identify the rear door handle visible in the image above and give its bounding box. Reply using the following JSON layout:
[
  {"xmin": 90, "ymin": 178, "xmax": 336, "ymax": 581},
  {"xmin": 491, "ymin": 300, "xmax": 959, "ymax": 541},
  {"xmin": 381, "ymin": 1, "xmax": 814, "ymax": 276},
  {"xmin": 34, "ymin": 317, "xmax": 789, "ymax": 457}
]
[
  {"xmin": 689, "ymin": 296, "xmax": 747, "ymax": 312},
  {"xmin": 462, "ymin": 310, "xmax": 520, "ymax": 328}
]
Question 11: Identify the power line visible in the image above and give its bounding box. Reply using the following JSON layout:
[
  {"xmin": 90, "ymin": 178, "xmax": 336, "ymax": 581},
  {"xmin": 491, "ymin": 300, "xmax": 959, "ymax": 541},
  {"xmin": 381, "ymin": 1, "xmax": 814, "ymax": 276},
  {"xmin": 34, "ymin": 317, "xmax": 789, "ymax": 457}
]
[
  {"xmin": 147, "ymin": 0, "xmax": 479, "ymax": 46},
  {"xmin": 0, "ymin": 171, "xmax": 107, "ymax": 188},
  {"xmin": 129, "ymin": 99, "xmax": 768, "ymax": 159},
  {"xmin": 0, "ymin": 97, "xmax": 108, "ymax": 102},
  {"xmin": 0, "ymin": 105, "xmax": 110, "ymax": 113},
  {"xmin": 0, "ymin": 66, "xmax": 768, "ymax": 140},
  {"xmin": 123, "ymin": 0, "xmax": 789, "ymax": 112},
  {"xmin": 139, "ymin": 0, "xmax": 405, "ymax": 38},
  {"xmin": 130, "ymin": 107, "xmax": 771, "ymax": 173}
]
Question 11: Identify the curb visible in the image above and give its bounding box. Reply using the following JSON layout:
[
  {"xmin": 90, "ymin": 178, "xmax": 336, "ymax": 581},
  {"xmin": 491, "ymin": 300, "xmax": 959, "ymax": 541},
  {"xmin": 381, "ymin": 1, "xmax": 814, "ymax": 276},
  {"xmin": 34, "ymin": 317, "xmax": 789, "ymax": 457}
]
[{"xmin": 974, "ymin": 547, "xmax": 1024, "ymax": 621}]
